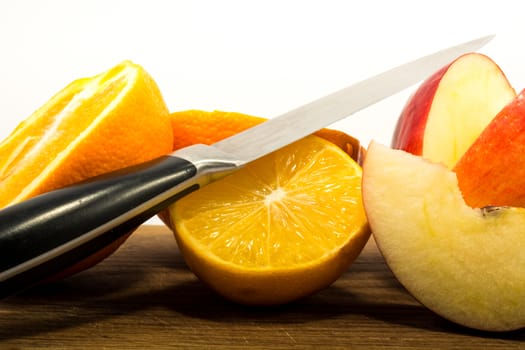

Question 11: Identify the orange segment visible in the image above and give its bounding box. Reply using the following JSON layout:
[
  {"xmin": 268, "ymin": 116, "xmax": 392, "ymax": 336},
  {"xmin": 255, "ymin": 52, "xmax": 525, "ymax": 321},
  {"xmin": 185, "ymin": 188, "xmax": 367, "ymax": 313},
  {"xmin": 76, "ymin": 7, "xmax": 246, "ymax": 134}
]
[
  {"xmin": 0, "ymin": 60, "xmax": 173, "ymax": 208},
  {"xmin": 170, "ymin": 135, "xmax": 370, "ymax": 305}
]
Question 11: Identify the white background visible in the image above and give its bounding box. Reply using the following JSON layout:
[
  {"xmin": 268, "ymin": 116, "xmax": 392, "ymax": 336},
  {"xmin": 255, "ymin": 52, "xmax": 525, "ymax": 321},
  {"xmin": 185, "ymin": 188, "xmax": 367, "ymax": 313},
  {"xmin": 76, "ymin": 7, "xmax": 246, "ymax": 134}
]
[{"xmin": 1, "ymin": 0, "xmax": 524, "ymax": 222}]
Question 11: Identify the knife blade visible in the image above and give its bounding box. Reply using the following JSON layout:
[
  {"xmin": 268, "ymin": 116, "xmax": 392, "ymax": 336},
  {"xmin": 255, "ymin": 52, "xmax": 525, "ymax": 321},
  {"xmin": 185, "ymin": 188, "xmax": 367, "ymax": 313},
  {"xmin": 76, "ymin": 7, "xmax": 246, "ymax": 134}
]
[
  {"xmin": 213, "ymin": 35, "xmax": 494, "ymax": 164},
  {"xmin": 0, "ymin": 35, "xmax": 493, "ymax": 297}
]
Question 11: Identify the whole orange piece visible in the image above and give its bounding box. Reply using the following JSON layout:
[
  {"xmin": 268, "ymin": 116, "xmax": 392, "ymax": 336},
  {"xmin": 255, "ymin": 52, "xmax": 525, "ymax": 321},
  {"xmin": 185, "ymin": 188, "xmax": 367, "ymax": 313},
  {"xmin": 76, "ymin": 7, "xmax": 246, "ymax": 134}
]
[{"xmin": 169, "ymin": 109, "xmax": 363, "ymax": 161}]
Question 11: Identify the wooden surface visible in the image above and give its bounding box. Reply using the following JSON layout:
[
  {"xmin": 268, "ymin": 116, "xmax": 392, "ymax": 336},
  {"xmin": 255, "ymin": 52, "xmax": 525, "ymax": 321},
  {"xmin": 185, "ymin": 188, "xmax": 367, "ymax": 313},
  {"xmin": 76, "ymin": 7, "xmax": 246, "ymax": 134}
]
[{"xmin": 1, "ymin": 225, "xmax": 524, "ymax": 349}]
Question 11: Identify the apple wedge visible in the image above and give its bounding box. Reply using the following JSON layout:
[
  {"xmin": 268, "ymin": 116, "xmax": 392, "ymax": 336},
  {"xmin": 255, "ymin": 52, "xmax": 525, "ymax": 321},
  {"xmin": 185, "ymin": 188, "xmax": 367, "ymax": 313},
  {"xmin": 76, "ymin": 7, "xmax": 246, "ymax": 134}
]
[
  {"xmin": 454, "ymin": 89, "xmax": 525, "ymax": 208},
  {"xmin": 362, "ymin": 141, "xmax": 525, "ymax": 332},
  {"xmin": 392, "ymin": 53, "xmax": 516, "ymax": 168}
]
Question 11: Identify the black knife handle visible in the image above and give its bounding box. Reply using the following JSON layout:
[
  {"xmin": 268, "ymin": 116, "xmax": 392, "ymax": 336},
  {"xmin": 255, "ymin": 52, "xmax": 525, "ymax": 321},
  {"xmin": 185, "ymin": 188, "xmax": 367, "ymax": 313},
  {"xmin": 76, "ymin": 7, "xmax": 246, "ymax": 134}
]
[{"xmin": 0, "ymin": 144, "xmax": 241, "ymax": 298}]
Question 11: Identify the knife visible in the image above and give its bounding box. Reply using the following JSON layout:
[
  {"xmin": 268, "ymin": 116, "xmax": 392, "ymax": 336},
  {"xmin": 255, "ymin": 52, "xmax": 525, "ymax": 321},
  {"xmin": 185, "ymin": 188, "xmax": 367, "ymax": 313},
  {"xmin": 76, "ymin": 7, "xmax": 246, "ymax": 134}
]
[{"xmin": 0, "ymin": 35, "xmax": 493, "ymax": 297}]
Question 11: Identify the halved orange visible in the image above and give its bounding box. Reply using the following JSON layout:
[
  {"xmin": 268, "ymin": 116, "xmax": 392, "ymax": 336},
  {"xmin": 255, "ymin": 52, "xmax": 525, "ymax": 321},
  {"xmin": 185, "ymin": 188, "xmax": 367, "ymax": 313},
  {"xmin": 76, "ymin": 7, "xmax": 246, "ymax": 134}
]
[
  {"xmin": 169, "ymin": 135, "xmax": 370, "ymax": 305},
  {"xmin": 0, "ymin": 60, "xmax": 173, "ymax": 278}
]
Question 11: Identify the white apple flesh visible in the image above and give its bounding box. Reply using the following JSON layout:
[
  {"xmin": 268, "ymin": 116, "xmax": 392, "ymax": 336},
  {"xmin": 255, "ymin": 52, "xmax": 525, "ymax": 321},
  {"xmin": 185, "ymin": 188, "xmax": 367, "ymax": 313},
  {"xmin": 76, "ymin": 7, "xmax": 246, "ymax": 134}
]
[
  {"xmin": 362, "ymin": 141, "xmax": 525, "ymax": 332},
  {"xmin": 392, "ymin": 53, "xmax": 516, "ymax": 168}
]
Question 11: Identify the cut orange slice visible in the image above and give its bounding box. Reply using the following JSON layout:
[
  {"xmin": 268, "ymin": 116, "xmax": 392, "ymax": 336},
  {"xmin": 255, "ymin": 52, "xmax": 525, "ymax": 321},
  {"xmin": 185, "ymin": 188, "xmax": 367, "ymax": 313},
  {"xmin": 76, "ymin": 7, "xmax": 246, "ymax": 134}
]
[
  {"xmin": 0, "ymin": 60, "xmax": 173, "ymax": 278},
  {"xmin": 0, "ymin": 60, "xmax": 173, "ymax": 209},
  {"xmin": 169, "ymin": 135, "xmax": 370, "ymax": 305}
]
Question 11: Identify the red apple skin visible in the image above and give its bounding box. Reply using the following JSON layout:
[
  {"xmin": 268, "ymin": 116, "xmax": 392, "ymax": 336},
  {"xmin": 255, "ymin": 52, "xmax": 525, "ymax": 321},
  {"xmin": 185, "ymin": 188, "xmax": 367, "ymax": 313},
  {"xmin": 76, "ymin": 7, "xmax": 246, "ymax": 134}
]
[
  {"xmin": 392, "ymin": 64, "xmax": 448, "ymax": 154},
  {"xmin": 454, "ymin": 89, "xmax": 525, "ymax": 208}
]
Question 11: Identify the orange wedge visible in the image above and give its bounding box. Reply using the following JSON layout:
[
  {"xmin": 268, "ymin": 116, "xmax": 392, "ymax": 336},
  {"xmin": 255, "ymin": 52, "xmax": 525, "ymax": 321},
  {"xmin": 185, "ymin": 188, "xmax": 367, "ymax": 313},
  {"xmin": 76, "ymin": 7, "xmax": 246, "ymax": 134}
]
[
  {"xmin": 0, "ymin": 60, "xmax": 173, "ymax": 208},
  {"xmin": 0, "ymin": 60, "xmax": 173, "ymax": 277},
  {"xmin": 169, "ymin": 135, "xmax": 370, "ymax": 305}
]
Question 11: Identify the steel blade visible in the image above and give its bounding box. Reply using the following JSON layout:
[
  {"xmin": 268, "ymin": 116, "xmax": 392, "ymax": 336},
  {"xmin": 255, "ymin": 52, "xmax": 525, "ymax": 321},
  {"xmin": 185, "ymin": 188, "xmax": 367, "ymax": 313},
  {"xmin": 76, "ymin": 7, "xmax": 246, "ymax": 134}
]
[{"xmin": 212, "ymin": 35, "xmax": 493, "ymax": 163}]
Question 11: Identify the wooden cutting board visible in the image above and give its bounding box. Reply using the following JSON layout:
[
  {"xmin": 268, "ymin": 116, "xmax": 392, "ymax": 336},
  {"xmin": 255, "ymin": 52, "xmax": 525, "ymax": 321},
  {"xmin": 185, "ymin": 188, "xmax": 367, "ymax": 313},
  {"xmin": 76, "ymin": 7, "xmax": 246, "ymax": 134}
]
[{"xmin": 0, "ymin": 225, "xmax": 523, "ymax": 349}]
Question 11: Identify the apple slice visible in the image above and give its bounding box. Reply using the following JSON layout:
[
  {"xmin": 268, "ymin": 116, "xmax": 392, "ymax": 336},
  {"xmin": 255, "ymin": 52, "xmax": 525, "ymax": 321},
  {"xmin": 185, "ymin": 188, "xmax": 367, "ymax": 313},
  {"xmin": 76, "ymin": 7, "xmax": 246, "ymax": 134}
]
[
  {"xmin": 362, "ymin": 141, "xmax": 525, "ymax": 332},
  {"xmin": 454, "ymin": 89, "xmax": 525, "ymax": 208},
  {"xmin": 392, "ymin": 53, "xmax": 516, "ymax": 168}
]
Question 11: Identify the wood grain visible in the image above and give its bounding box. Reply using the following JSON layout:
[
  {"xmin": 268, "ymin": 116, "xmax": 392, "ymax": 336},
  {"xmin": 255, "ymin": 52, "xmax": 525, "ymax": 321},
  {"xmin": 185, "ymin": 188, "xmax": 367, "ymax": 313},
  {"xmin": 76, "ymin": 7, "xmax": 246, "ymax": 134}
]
[{"xmin": 0, "ymin": 225, "xmax": 523, "ymax": 349}]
